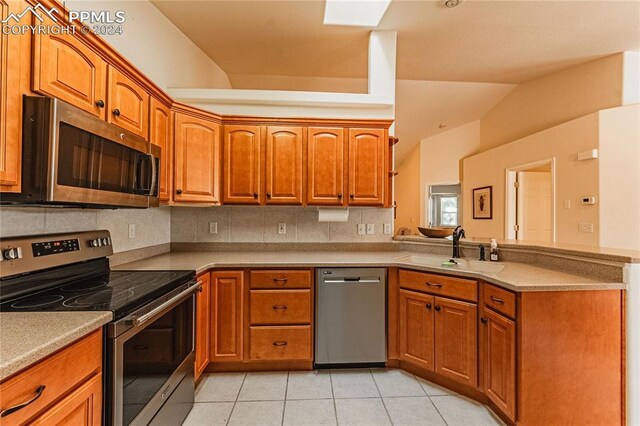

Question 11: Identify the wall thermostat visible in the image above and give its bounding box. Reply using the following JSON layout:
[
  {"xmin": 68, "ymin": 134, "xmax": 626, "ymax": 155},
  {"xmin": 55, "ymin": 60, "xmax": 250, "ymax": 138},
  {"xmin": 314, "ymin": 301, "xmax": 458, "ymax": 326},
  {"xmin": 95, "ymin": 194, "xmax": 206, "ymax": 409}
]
[{"xmin": 581, "ymin": 196, "xmax": 597, "ymax": 205}]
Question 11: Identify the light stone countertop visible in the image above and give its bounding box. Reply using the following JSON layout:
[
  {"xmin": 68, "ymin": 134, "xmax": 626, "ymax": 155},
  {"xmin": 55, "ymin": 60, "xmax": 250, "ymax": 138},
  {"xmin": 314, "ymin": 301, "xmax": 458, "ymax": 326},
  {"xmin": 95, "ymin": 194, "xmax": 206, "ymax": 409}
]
[
  {"xmin": 114, "ymin": 250, "xmax": 626, "ymax": 292},
  {"xmin": 0, "ymin": 311, "xmax": 112, "ymax": 381}
]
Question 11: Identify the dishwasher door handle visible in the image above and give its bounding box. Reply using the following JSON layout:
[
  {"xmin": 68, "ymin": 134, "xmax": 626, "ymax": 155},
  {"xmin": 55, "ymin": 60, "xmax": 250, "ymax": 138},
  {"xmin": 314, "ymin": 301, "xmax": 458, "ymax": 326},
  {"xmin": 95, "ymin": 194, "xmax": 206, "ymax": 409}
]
[{"xmin": 323, "ymin": 278, "xmax": 381, "ymax": 284}]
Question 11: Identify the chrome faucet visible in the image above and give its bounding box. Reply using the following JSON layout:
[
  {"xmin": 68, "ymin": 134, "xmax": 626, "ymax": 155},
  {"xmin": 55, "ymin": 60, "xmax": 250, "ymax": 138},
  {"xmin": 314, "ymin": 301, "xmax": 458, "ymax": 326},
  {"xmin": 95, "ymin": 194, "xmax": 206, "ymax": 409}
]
[{"xmin": 452, "ymin": 226, "xmax": 465, "ymax": 258}]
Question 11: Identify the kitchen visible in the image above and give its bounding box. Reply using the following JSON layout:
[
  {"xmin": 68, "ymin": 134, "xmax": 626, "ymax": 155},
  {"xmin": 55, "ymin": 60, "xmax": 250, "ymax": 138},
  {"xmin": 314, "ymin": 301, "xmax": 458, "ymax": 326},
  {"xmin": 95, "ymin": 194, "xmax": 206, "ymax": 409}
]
[{"xmin": 0, "ymin": 0, "xmax": 638, "ymax": 425}]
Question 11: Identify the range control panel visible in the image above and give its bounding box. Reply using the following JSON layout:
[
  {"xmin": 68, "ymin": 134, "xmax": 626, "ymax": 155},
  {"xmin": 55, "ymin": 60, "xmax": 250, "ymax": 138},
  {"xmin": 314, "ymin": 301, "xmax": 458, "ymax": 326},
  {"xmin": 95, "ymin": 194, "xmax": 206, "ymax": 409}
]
[{"xmin": 32, "ymin": 238, "xmax": 80, "ymax": 257}]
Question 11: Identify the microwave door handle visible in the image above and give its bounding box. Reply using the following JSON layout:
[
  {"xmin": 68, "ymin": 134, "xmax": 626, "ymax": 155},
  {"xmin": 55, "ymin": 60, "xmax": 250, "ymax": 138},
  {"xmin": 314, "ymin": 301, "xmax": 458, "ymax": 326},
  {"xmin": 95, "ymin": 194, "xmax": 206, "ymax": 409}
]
[
  {"xmin": 149, "ymin": 153, "xmax": 158, "ymax": 196},
  {"xmin": 135, "ymin": 153, "xmax": 152, "ymax": 195}
]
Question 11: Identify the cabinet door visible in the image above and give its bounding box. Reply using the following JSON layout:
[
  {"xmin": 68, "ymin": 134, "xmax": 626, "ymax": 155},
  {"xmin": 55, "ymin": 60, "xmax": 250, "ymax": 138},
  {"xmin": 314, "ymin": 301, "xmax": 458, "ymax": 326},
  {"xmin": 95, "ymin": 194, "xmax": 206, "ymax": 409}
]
[
  {"xmin": 0, "ymin": 0, "xmax": 26, "ymax": 191},
  {"xmin": 174, "ymin": 113, "xmax": 221, "ymax": 203},
  {"xmin": 434, "ymin": 297, "xmax": 477, "ymax": 386},
  {"xmin": 30, "ymin": 374, "xmax": 102, "ymax": 426},
  {"xmin": 195, "ymin": 273, "xmax": 211, "ymax": 381},
  {"xmin": 107, "ymin": 67, "xmax": 149, "ymax": 138},
  {"xmin": 150, "ymin": 98, "xmax": 173, "ymax": 202},
  {"xmin": 307, "ymin": 127, "xmax": 345, "ymax": 206},
  {"xmin": 32, "ymin": 24, "xmax": 107, "ymax": 118},
  {"xmin": 482, "ymin": 307, "xmax": 516, "ymax": 421},
  {"xmin": 265, "ymin": 126, "xmax": 303, "ymax": 205},
  {"xmin": 399, "ymin": 289, "xmax": 435, "ymax": 371},
  {"xmin": 347, "ymin": 128, "xmax": 386, "ymax": 206},
  {"xmin": 223, "ymin": 125, "xmax": 262, "ymax": 204},
  {"xmin": 210, "ymin": 271, "xmax": 244, "ymax": 362}
]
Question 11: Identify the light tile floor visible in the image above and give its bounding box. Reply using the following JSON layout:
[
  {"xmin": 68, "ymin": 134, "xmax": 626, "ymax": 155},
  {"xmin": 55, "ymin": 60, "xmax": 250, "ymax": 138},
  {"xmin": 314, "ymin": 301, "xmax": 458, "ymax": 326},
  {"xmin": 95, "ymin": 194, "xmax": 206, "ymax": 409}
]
[{"xmin": 183, "ymin": 368, "xmax": 504, "ymax": 426}]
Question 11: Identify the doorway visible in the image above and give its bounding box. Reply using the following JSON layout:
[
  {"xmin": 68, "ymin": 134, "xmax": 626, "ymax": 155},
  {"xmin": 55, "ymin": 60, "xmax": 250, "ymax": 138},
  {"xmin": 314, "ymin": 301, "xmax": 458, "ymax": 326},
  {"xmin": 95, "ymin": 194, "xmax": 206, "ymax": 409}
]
[{"xmin": 505, "ymin": 159, "xmax": 555, "ymax": 242}]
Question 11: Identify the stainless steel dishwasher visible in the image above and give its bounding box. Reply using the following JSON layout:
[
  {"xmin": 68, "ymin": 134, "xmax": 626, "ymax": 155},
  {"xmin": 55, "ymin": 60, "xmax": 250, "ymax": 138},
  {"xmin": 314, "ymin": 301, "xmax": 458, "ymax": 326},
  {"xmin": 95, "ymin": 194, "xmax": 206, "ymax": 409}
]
[{"xmin": 315, "ymin": 268, "xmax": 386, "ymax": 367}]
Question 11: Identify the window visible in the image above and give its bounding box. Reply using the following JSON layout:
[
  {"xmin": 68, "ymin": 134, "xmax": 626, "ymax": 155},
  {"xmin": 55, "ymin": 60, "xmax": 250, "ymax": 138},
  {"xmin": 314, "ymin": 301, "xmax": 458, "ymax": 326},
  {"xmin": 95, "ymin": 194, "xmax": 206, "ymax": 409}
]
[{"xmin": 428, "ymin": 184, "xmax": 461, "ymax": 227}]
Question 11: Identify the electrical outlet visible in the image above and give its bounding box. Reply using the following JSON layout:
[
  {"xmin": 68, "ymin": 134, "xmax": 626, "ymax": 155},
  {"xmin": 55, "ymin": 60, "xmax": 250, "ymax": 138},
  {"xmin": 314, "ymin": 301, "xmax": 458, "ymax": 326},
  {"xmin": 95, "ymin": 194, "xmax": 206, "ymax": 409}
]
[
  {"xmin": 357, "ymin": 224, "xmax": 366, "ymax": 235},
  {"xmin": 128, "ymin": 224, "xmax": 136, "ymax": 239},
  {"xmin": 366, "ymin": 224, "xmax": 375, "ymax": 235},
  {"xmin": 209, "ymin": 222, "xmax": 218, "ymax": 234},
  {"xmin": 579, "ymin": 222, "xmax": 594, "ymax": 233},
  {"xmin": 278, "ymin": 223, "xmax": 286, "ymax": 234},
  {"xmin": 383, "ymin": 223, "xmax": 392, "ymax": 235}
]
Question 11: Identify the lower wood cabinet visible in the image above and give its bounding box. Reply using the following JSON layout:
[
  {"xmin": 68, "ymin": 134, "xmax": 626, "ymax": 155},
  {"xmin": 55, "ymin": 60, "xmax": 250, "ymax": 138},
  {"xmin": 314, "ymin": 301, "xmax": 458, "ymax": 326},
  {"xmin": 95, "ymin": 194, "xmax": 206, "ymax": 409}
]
[
  {"xmin": 195, "ymin": 272, "xmax": 211, "ymax": 381},
  {"xmin": 210, "ymin": 271, "xmax": 244, "ymax": 362},
  {"xmin": 249, "ymin": 325, "xmax": 312, "ymax": 361},
  {"xmin": 30, "ymin": 374, "xmax": 102, "ymax": 426},
  {"xmin": 399, "ymin": 289, "xmax": 435, "ymax": 371}
]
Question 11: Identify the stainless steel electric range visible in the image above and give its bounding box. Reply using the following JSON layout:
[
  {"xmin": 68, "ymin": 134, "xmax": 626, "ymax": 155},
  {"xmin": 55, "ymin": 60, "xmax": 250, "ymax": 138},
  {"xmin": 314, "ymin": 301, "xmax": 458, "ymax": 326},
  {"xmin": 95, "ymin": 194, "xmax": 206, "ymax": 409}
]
[{"xmin": 0, "ymin": 230, "xmax": 200, "ymax": 426}]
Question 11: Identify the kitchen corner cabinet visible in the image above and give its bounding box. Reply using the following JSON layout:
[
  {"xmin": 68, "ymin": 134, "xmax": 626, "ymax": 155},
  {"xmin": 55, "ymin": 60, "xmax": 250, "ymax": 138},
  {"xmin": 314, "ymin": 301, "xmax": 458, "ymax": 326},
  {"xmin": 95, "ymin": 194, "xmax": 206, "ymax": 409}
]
[
  {"xmin": 223, "ymin": 125, "xmax": 263, "ymax": 204},
  {"xmin": 210, "ymin": 271, "xmax": 244, "ymax": 362},
  {"xmin": 195, "ymin": 273, "xmax": 211, "ymax": 381},
  {"xmin": 174, "ymin": 112, "xmax": 222, "ymax": 203},
  {"xmin": 107, "ymin": 67, "xmax": 149, "ymax": 138},
  {"xmin": 348, "ymin": 128, "xmax": 386, "ymax": 206},
  {"xmin": 307, "ymin": 127, "xmax": 345, "ymax": 206},
  {"xmin": 150, "ymin": 98, "xmax": 173, "ymax": 202},
  {"xmin": 265, "ymin": 127, "xmax": 304, "ymax": 205},
  {"xmin": 399, "ymin": 289, "xmax": 435, "ymax": 371}
]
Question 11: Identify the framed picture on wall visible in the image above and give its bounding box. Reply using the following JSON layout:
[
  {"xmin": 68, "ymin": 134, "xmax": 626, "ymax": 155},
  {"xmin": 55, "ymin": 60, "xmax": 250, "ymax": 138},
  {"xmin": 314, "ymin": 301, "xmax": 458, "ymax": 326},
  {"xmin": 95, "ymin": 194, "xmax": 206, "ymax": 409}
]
[{"xmin": 473, "ymin": 186, "xmax": 492, "ymax": 219}]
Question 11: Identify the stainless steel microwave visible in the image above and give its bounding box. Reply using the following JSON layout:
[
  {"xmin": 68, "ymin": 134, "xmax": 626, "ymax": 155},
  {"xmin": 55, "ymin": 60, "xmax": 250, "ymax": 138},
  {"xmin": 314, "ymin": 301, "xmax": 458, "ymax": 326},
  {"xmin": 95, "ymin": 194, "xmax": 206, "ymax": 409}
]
[{"xmin": 1, "ymin": 96, "xmax": 159, "ymax": 208}]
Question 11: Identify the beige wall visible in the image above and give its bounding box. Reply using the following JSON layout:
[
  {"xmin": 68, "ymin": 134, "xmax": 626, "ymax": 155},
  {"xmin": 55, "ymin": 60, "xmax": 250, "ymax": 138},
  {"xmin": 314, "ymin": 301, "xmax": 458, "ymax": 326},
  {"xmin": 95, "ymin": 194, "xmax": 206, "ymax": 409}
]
[
  {"xmin": 598, "ymin": 104, "xmax": 640, "ymax": 250},
  {"xmin": 463, "ymin": 113, "xmax": 601, "ymax": 245},
  {"xmin": 394, "ymin": 144, "xmax": 421, "ymax": 232},
  {"xmin": 229, "ymin": 74, "xmax": 367, "ymax": 94},
  {"xmin": 480, "ymin": 54, "xmax": 624, "ymax": 151},
  {"xmin": 420, "ymin": 121, "xmax": 481, "ymax": 227}
]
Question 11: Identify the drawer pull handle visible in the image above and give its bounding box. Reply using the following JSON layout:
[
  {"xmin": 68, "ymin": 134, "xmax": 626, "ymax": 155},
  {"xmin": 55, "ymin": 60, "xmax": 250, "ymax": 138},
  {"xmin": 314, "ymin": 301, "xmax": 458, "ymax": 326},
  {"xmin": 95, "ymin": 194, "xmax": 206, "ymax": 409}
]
[
  {"xmin": 0, "ymin": 385, "xmax": 46, "ymax": 417},
  {"xmin": 273, "ymin": 341, "xmax": 288, "ymax": 347},
  {"xmin": 273, "ymin": 278, "xmax": 288, "ymax": 284},
  {"xmin": 272, "ymin": 305, "xmax": 288, "ymax": 310},
  {"xmin": 490, "ymin": 296, "xmax": 505, "ymax": 304},
  {"xmin": 426, "ymin": 282, "xmax": 442, "ymax": 288}
]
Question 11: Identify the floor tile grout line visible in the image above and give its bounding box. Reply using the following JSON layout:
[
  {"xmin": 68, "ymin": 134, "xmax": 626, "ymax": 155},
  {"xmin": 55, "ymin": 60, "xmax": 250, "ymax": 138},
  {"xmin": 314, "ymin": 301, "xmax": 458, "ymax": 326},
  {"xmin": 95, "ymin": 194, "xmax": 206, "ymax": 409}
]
[
  {"xmin": 415, "ymin": 374, "xmax": 449, "ymax": 426},
  {"xmin": 369, "ymin": 369, "xmax": 394, "ymax": 425},
  {"xmin": 328, "ymin": 370, "xmax": 340, "ymax": 426},
  {"xmin": 281, "ymin": 371, "xmax": 290, "ymax": 426},
  {"xmin": 225, "ymin": 373, "xmax": 248, "ymax": 426}
]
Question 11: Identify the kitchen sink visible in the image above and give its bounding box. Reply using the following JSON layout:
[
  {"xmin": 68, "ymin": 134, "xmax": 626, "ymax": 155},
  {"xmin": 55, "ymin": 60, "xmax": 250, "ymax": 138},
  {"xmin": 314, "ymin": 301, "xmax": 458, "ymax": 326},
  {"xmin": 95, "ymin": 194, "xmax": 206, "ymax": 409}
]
[{"xmin": 395, "ymin": 255, "xmax": 505, "ymax": 274}]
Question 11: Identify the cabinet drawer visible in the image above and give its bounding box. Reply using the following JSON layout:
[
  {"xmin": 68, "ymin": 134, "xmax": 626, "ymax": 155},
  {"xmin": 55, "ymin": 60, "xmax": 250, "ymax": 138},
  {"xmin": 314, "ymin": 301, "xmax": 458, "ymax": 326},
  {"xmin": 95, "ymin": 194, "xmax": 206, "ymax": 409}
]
[
  {"xmin": 0, "ymin": 330, "xmax": 102, "ymax": 425},
  {"xmin": 399, "ymin": 269, "xmax": 477, "ymax": 302},
  {"xmin": 250, "ymin": 290, "xmax": 311, "ymax": 325},
  {"xmin": 483, "ymin": 284, "xmax": 516, "ymax": 318},
  {"xmin": 250, "ymin": 270, "xmax": 311, "ymax": 289},
  {"xmin": 249, "ymin": 326, "xmax": 311, "ymax": 361}
]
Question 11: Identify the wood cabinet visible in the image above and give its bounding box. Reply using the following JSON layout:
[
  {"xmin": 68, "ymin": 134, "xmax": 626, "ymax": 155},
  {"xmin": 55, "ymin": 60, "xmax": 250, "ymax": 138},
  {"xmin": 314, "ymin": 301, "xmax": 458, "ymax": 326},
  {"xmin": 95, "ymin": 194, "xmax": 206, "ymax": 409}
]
[
  {"xmin": 150, "ymin": 98, "xmax": 173, "ymax": 202},
  {"xmin": 249, "ymin": 326, "xmax": 312, "ymax": 361},
  {"xmin": 195, "ymin": 273, "xmax": 211, "ymax": 381},
  {"xmin": 482, "ymin": 307, "xmax": 516, "ymax": 421},
  {"xmin": 265, "ymin": 126, "xmax": 304, "ymax": 205},
  {"xmin": 307, "ymin": 127, "xmax": 345, "ymax": 206},
  {"xmin": 347, "ymin": 128, "xmax": 386, "ymax": 206},
  {"xmin": 210, "ymin": 271, "xmax": 244, "ymax": 362},
  {"xmin": 223, "ymin": 125, "xmax": 262, "ymax": 204},
  {"xmin": 32, "ymin": 24, "xmax": 107, "ymax": 119},
  {"xmin": 107, "ymin": 67, "xmax": 149, "ymax": 138},
  {"xmin": 30, "ymin": 374, "xmax": 102, "ymax": 426},
  {"xmin": 174, "ymin": 112, "xmax": 222, "ymax": 203},
  {"xmin": 399, "ymin": 289, "xmax": 435, "ymax": 371}
]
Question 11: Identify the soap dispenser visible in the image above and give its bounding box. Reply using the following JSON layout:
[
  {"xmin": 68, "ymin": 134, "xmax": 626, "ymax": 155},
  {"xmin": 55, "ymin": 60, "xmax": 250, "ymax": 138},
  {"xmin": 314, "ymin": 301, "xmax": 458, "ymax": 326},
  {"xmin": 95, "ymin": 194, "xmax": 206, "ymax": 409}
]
[{"xmin": 490, "ymin": 238, "xmax": 499, "ymax": 262}]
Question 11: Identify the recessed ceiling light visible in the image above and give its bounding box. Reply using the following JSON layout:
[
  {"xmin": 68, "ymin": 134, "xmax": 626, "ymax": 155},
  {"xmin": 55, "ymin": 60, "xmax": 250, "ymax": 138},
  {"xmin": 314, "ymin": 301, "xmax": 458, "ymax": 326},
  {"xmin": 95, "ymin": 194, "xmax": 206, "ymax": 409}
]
[
  {"xmin": 323, "ymin": 0, "xmax": 392, "ymax": 27},
  {"xmin": 441, "ymin": 0, "xmax": 462, "ymax": 8}
]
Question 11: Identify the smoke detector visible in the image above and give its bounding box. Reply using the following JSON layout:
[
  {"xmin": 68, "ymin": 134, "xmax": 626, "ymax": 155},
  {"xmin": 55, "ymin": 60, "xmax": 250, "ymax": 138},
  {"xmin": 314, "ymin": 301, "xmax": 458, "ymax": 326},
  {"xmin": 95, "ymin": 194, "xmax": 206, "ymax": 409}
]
[{"xmin": 441, "ymin": 0, "xmax": 462, "ymax": 8}]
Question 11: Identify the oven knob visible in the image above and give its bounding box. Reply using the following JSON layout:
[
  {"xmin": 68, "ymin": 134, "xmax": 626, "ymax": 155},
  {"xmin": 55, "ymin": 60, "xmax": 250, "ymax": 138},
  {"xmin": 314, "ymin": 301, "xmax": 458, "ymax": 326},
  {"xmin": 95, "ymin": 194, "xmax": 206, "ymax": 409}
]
[
  {"xmin": 3, "ymin": 247, "xmax": 23, "ymax": 260},
  {"xmin": 90, "ymin": 238, "xmax": 102, "ymax": 247},
  {"xmin": 102, "ymin": 238, "xmax": 110, "ymax": 246}
]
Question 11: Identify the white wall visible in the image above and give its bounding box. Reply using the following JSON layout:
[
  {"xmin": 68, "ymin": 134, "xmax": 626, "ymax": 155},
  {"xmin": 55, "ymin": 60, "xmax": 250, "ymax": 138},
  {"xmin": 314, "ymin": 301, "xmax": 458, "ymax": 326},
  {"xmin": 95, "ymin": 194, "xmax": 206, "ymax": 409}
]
[{"xmin": 66, "ymin": 0, "xmax": 231, "ymax": 90}]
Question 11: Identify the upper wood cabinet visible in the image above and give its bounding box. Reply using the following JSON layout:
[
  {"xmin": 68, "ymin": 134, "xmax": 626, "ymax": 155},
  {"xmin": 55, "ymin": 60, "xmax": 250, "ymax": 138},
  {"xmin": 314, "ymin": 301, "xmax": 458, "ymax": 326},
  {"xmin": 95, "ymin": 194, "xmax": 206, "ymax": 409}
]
[
  {"xmin": 195, "ymin": 273, "xmax": 211, "ymax": 381},
  {"xmin": 399, "ymin": 289, "xmax": 435, "ymax": 371},
  {"xmin": 150, "ymin": 98, "xmax": 173, "ymax": 202},
  {"xmin": 32, "ymin": 25, "xmax": 107, "ymax": 119},
  {"xmin": 434, "ymin": 297, "xmax": 477, "ymax": 387},
  {"xmin": 307, "ymin": 127, "xmax": 345, "ymax": 206},
  {"xmin": 210, "ymin": 271, "xmax": 244, "ymax": 362},
  {"xmin": 174, "ymin": 112, "xmax": 221, "ymax": 203},
  {"xmin": 223, "ymin": 125, "xmax": 262, "ymax": 204},
  {"xmin": 347, "ymin": 128, "xmax": 386, "ymax": 206},
  {"xmin": 265, "ymin": 126, "xmax": 304, "ymax": 205},
  {"xmin": 107, "ymin": 67, "xmax": 149, "ymax": 138}
]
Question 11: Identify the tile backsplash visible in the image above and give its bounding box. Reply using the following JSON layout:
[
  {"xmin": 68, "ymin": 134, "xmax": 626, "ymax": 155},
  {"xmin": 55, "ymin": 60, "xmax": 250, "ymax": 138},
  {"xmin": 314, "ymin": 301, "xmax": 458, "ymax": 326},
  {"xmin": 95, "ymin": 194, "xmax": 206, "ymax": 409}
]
[{"xmin": 171, "ymin": 206, "xmax": 394, "ymax": 243}]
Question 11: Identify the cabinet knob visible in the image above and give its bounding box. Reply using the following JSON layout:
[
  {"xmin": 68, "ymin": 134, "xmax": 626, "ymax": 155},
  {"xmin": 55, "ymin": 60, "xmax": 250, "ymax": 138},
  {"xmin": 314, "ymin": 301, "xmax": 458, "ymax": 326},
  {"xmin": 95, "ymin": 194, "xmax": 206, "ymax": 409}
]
[
  {"xmin": 481, "ymin": 317, "xmax": 488, "ymax": 324},
  {"xmin": 350, "ymin": 194, "xmax": 355, "ymax": 199},
  {"xmin": 112, "ymin": 108, "xmax": 121, "ymax": 116},
  {"xmin": 425, "ymin": 303, "xmax": 432, "ymax": 310},
  {"xmin": 266, "ymin": 192, "xmax": 271, "ymax": 198},
  {"xmin": 338, "ymin": 193, "xmax": 343, "ymax": 199},
  {"xmin": 176, "ymin": 189, "xmax": 183, "ymax": 195},
  {"xmin": 434, "ymin": 305, "xmax": 441, "ymax": 312},
  {"xmin": 95, "ymin": 100, "xmax": 105, "ymax": 108},
  {"xmin": 253, "ymin": 192, "xmax": 258, "ymax": 199}
]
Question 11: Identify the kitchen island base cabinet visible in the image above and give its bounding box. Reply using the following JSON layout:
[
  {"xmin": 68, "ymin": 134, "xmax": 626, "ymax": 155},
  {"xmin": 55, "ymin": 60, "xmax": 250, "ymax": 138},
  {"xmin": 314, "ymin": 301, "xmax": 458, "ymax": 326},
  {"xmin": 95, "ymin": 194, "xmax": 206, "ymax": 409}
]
[{"xmin": 210, "ymin": 271, "xmax": 244, "ymax": 363}]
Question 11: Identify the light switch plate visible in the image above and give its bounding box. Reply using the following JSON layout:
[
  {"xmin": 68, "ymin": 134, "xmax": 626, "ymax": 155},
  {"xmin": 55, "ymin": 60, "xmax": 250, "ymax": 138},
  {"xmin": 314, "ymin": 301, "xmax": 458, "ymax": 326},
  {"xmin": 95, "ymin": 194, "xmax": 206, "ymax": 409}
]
[
  {"xmin": 278, "ymin": 223, "xmax": 286, "ymax": 234},
  {"xmin": 357, "ymin": 224, "xmax": 366, "ymax": 235},
  {"xmin": 579, "ymin": 222, "xmax": 594, "ymax": 233},
  {"xmin": 366, "ymin": 224, "xmax": 375, "ymax": 235},
  {"xmin": 209, "ymin": 222, "xmax": 218, "ymax": 234},
  {"xmin": 563, "ymin": 199, "xmax": 571, "ymax": 209},
  {"xmin": 128, "ymin": 224, "xmax": 136, "ymax": 239},
  {"xmin": 383, "ymin": 224, "xmax": 392, "ymax": 235}
]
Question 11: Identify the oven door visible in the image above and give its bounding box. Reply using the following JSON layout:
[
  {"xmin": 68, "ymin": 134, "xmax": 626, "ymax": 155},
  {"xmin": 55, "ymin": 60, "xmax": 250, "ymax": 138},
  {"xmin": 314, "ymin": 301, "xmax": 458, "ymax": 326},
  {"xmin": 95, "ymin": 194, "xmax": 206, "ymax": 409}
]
[
  {"xmin": 50, "ymin": 98, "xmax": 157, "ymax": 208},
  {"xmin": 109, "ymin": 283, "xmax": 198, "ymax": 426}
]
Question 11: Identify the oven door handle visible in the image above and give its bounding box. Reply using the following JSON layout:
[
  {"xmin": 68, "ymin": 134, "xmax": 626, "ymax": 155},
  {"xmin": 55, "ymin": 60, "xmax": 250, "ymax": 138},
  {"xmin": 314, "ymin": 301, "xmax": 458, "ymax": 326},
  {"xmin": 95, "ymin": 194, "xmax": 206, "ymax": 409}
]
[{"xmin": 133, "ymin": 280, "xmax": 202, "ymax": 327}]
